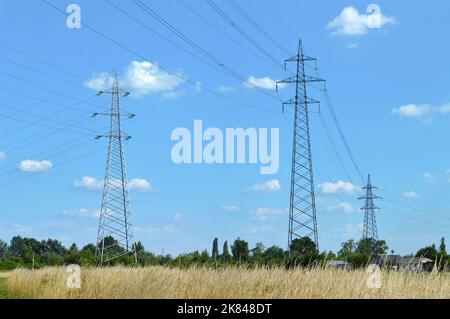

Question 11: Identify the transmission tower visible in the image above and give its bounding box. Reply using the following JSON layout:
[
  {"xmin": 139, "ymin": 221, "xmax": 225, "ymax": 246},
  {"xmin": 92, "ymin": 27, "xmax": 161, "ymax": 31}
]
[
  {"xmin": 359, "ymin": 174, "xmax": 381, "ymax": 241},
  {"xmin": 94, "ymin": 71, "xmax": 137, "ymax": 264},
  {"xmin": 277, "ymin": 40, "xmax": 324, "ymax": 252}
]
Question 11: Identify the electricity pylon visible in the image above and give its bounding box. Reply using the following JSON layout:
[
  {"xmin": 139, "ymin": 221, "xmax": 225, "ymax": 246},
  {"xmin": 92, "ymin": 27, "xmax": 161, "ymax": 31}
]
[
  {"xmin": 94, "ymin": 71, "xmax": 137, "ymax": 264},
  {"xmin": 277, "ymin": 40, "xmax": 324, "ymax": 252},
  {"xmin": 359, "ymin": 174, "xmax": 381, "ymax": 241}
]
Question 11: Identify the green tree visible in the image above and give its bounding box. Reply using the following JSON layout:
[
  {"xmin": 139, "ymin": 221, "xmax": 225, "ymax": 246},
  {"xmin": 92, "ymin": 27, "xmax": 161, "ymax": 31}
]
[
  {"xmin": 439, "ymin": 237, "xmax": 446, "ymax": 254},
  {"xmin": 355, "ymin": 238, "xmax": 388, "ymax": 256},
  {"xmin": 0, "ymin": 240, "xmax": 8, "ymax": 259},
  {"xmin": 416, "ymin": 244, "xmax": 438, "ymax": 260},
  {"xmin": 212, "ymin": 238, "xmax": 219, "ymax": 260},
  {"xmin": 338, "ymin": 239, "xmax": 356, "ymax": 259},
  {"xmin": 289, "ymin": 237, "xmax": 317, "ymax": 256},
  {"xmin": 251, "ymin": 242, "xmax": 265, "ymax": 260},
  {"xmin": 222, "ymin": 240, "xmax": 230, "ymax": 261},
  {"xmin": 231, "ymin": 238, "xmax": 249, "ymax": 261}
]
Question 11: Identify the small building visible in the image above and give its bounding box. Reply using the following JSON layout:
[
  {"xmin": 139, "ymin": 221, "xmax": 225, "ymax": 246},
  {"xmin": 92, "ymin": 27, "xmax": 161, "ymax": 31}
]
[
  {"xmin": 398, "ymin": 257, "xmax": 434, "ymax": 272},
  {"xmin": 374, "ymin": 254, "xmax": 401, "ymax": 269},
  {"xmin": 328, "ymin": 260, "xmax": 351, "ymax": 269}
]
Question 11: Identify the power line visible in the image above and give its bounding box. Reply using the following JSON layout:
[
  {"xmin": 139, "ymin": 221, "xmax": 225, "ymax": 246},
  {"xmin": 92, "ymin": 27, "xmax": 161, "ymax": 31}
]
[
  {"xmin": 41, "ymin": 0, "xmax": 280, "ymax": 114},
  {"xmin": 131, "ymin": 0, "xmax": 282, "ymax": 102},
  {"xmin": 206, "ymin": 0, "xmax": 286, "ymax": 72},
  {"xmin": 0, "ymin": 146, "xmax": 105, "ymax": 187},
  {"xmin": 225, "ymin": 0, "xmax": 292, "ymax": 56}
]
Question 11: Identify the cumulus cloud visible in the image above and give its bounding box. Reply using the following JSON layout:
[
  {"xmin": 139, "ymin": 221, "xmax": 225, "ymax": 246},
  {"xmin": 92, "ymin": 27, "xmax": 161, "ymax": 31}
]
[
  {"xmin": 174, "ymin": 212, "xmax": 183, "ymax": 222},
  {"xmin": 246, "ymin": 225, "xmax": 273, "ymax": 235},
  {"xmin": 423, "ymin": 172, "xmax": 435, "ymax": 183},
  {"xmin": 221, "ymin": 206, "xmax": 240, "ymax": 212},
  {"xmin": 245, "ymin": 76, "xmax": 285, "ymax": 91},
  {"xmin": 74, "ymin": 176, "xmax": 103, "ymax": 191},
  {"xmin": 324, "ymin": 202, "xmax": 357, "ymax": 214},
  {"xmin": 318, "ymin": 181, "xmax": 359, "ymax": 195},
  {"xmin": 74, "ymin": 176, "xmax": 155, "ymax": 192},
  {"xmin": 402, "ymin": 192, "xmax": 420, "ymax": 199},
  {"xmin": 218, "ymin": 85, "xmax": 237, "ymax": 92},
  {"xmin": 63, "ymin": 208, "xmax": 100, "ymax": 218},
  {"xmin": 327, "ymin": 5, "xmax": 396, "ymax": 36},
  {"xmin": 392, "ymin": 103, "xmax": 450, "ymax": 119},
  {"xmin": 128, "ymin": 178, "xmax": 157, "ymax": 192},
  {"xmin": 19, "ymin": 159, "xmax": 53, "ymax": 172},
  {"xmin": 251, "ymin": 208, "xmax": 287, "ymax": 222},
  {"xmin": 84, "ymin": 60, "xmax": 186, "ymax": 97},
  {"xmin": 245, "ymin": 179, "xmax": 281, "ymax": 193}
]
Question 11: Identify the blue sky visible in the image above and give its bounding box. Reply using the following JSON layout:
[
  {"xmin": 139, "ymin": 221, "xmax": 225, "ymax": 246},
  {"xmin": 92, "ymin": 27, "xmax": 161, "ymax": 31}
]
[{"xmin": 0, "ymin": 0, "xmax": 450, "ymax": 256}]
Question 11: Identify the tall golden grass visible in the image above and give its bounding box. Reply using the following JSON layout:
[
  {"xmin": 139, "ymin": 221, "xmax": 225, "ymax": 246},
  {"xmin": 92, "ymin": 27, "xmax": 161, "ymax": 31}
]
[{"xmin": 3, "ymin": 266, "xmax": 450, "ymax": 299}]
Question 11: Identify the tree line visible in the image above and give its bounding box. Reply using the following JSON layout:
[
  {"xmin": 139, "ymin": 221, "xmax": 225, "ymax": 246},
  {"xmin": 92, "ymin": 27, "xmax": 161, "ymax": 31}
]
[{"xmin": 0, "ymin": 235, "xmax": 448, "ymax": 270}]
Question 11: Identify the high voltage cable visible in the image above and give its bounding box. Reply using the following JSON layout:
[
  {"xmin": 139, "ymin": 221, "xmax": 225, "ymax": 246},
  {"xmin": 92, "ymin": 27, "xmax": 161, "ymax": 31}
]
[
  {"xmin": 379, "ymin": 187, "xmax": 450, "ymax": 215},
  {"xmin": 0, "ymin": 40, "xmax": 86, "ymax": 81},
  {"xmin": 0, "ymin": 68, "xmax": 101, "ymax": 108},
  {"xmin": 178, "ymin": 0, "xmax": 273, "ymax": 64},
  {"xmin": 0, "ymin": 137, "xmax": 100, "ymax": 179},
  {"xmin": 104, "ymin": 0, "xmax": 230, "ymax": 76},
  {"xmin": 0, "ymin": 102, "xmax": 107, "ymax": 152},
  {"xmin": 0, "ymin": 14, "xmax": 100, "ymax": 66},
  {"xmin": 0, "ymin": 102, "xmax": 98, "ymax": 135},
  {"xmin": 318, "ymin": 113, "xmax": 354, "ymax": 184},
  {"xmin": 131, "ymin": 0, "xmax": 282, "ymax": 102},
  {"xmin": 0, "ymin": 55, "xmax": 80, "ymax": 88},
  {"xmin": 0, "ymin": 130, "xmax": 106, "ymax": 174},
  {"xmin": 225, "ymin": 0, "xmax": 292, "ymax": 56},
  {"xmin": 206, "ymin": 0, "xmax": 286, "ymax": 71},
  {"xmin": 41, "ymin": 0, "xmax": 280, "ymax": 114},
  {"xmin": 0, "ymin": 147, "xmax": 106, "ymax": 187}
]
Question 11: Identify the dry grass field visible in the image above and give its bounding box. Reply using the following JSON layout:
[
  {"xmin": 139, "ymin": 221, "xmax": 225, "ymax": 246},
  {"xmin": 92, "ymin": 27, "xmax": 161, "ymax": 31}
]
[{"xmin": 2, "ymin": 266, "xmax": 450, "ymax": 299}]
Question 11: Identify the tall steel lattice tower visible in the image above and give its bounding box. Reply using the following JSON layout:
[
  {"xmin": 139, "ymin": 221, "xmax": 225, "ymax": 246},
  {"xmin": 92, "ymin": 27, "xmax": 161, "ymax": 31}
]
[
  {"xmin": 359, "ymin": 174, "xmax": 381, "ymax": 241},
  {"xmin": 94, "ymin": 71, "xmax": 136, "ymax": 264},
  {"xmin": 277, "ymin": 40, "xmax": 324, "ymax": 252}
]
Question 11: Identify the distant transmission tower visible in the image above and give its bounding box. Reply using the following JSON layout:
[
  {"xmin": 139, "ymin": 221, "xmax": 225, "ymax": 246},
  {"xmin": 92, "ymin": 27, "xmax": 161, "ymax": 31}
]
[
  {"xmin": 277, "ymin": 40, "xmax": 324, "ymax": 252},
  {"xmin": 359, "ymin": 174, "xmax": 381, "ymax": 241},
  {"xmin": 94, "ymin": 71, "xmax": 137, "ymax": 264}
]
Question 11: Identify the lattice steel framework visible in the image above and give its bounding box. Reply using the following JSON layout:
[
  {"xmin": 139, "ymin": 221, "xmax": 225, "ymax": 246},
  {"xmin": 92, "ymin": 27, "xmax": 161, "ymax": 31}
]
[
  {"xmin": 95, "ymin": 71, "xmax": 136, "ymax": 264},
  {"xmin": 359, "ymin": 174, "xmax": 381, "ymax": 241},
  {"xmin": 277, "ymin": 40, "xmax": 324, "ymax": 252}
]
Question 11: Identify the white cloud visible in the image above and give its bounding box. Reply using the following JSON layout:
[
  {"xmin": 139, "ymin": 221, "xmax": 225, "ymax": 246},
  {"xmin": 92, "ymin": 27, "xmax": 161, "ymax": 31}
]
[
  {"xmin": 245, "ymin": 76, "xmax": 285, "ymax": 91},
  {"xmin": 392, "ymin": 103, "xmax": 450, "ymax": 119},
  {"xmin": 346, "ymin": 43, "xmax": 358, "ymax": 49},
  {"xmin": 74, "ymin": 176, "xmax": 103, "ymax": 191},
  {"xmin": 391, "ymin": 104, "xmax": 431, "ymax": 118},
  {"xmin": 324, "ymin": 202, "xmax": 357, "ymax": 214},
  {"xmin": 174, "ymin": 212, "xmax": 183, "ymax": 222},
  {"xmin": 318, "ymin": 181, "xmax": 359, "ymax": 195},
  {"xmin": 19, "ymin": 159, "xmax": 53, "ymax": 172},
  {"xmin": 327, "ymin": 5, "xmax": 396, "ymax": 36},
  {"xmin": 194, "ymin": 81, "xmax": 202, "ymax": 93},
  {"xmin": 74, "ymin": 176, "xmax": 155, "ymax": 192},
  {"xmin": 423, "ymin": 172, "xmax": 435, "ymax": 183},
  {"xmin": 63, "ymin": 208, "xmax": 100, "ymax": 218},
  {"xmin": 402, "ymin": 192, "xmax": 420, "ymax": 199},
  {"xmin": 0, "ymin": 151, "xmax": 5, "ymax": 161},
  {"xmin": 247, "ymin": 225, "xmax": 273, "ymax": 235},
  {"xmin": 221, "ymin": 206, "xmax": 240, "ymax": 212},
  {"xmin": 84, "ymin": 60, "xmax": 185, "ymax": 97},
  {"xmin": 245, "ymin": 179, "xmax": 281, "ymax": 193},
  {"xmin": 128, "ymin": 178, "xmax": 157, "ymax": 192},
  {"xmin": 343, "ymin": 223, "xmax": 364, "ymax": 236},
  {"xmin": 251, "ymin": 208, "xmax": 287, "ymax": 222},
  {"xmin": 218, "ymin": 85, "xmax": 237, "ymax": 92}
]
